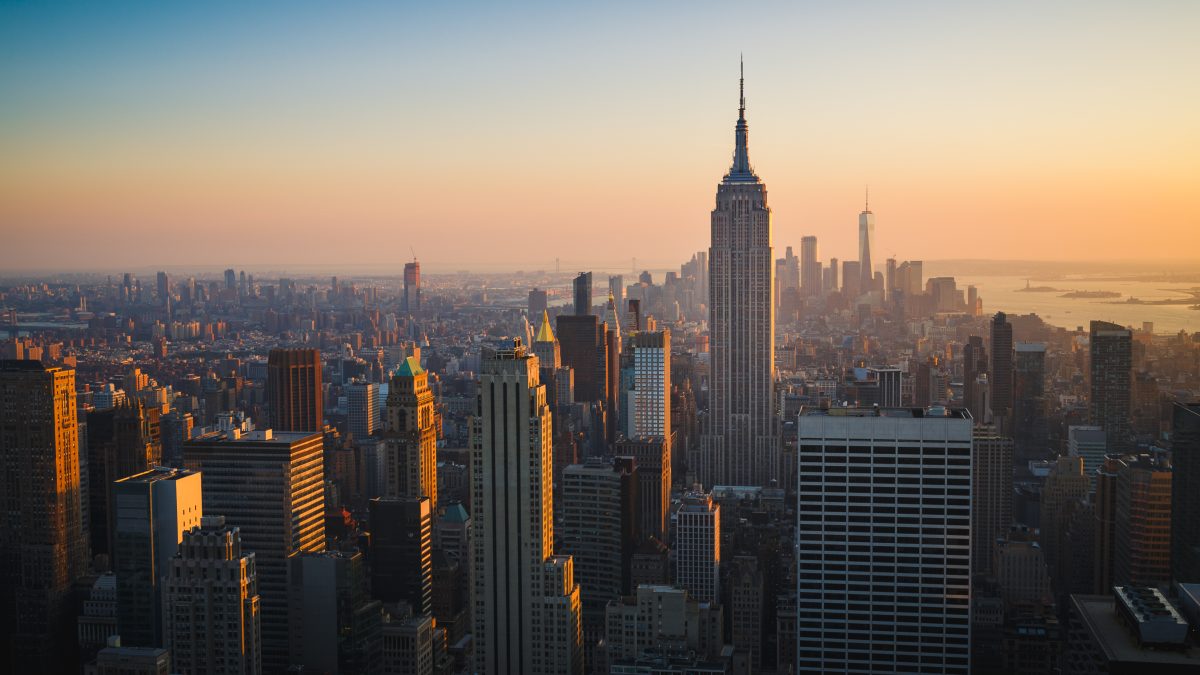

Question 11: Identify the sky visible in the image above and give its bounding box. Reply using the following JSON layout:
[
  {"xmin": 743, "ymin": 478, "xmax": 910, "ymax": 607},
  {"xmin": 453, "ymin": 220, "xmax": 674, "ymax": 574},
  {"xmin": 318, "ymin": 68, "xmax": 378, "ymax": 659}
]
[{"xmin": 1, "ymin": 1, "xmax": 1198, "ymax": 273}]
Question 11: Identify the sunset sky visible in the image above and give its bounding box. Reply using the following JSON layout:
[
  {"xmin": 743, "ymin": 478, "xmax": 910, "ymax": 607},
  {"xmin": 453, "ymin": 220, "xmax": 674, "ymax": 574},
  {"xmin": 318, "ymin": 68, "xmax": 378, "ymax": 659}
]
[{"xmin": 2, "ymin": 1, "xmax": 1197, "ymax": 272}]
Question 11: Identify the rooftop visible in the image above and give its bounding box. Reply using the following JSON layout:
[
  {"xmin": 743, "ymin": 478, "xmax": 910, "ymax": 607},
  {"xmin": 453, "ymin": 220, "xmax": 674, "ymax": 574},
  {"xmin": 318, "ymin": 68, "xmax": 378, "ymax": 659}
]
[
  {"xmin": 799, "ymin": 406, "xmax": 971, "ymax": 419},
  {"xmin": 1072, "ymin": 594, "xmax": 1200, "ymax": 666}
]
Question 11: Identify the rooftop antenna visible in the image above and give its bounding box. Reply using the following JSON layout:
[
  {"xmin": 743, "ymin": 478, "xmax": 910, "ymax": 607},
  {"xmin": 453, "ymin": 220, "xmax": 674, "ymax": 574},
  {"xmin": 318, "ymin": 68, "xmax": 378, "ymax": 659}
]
[
  {"xmin": 865, "ymin": 185, "xmax": 870, "ymax": 212},
  {"xmin": 739, "ymin": 53, "xmax": 745, "ymax": 120}
]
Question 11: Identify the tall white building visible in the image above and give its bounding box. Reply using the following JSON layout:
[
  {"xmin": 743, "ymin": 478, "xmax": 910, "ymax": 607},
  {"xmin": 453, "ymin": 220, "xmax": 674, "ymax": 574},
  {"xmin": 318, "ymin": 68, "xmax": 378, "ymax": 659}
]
[
  {"xmin": 625, "ymin": 330, "xmax": 670, "ymax": 439},
  {"xmin": 1068, "ymin": 425, "xmax": 1108, "ymax": 490},
  {"xmin": 471, "ymin": 341, "xmax": 583, "ymax": 675},
  {"xmin": 796, "ymin": 407, "xmax": 972, "ymax": 674},
  {"xmin": 674, "ymin": 492, "xmax": 721, "ymax": 604},
  {"xmin": 698, "ymin": 61, "xmax": 779, "ymax": 488}
]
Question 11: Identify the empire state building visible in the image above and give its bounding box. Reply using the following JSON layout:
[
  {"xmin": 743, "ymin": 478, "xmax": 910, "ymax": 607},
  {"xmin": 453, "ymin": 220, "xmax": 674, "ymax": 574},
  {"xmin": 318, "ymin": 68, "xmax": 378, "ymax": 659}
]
[{"xmin": 697, "ymin": 63, "xmax": 779, "ymax": 488}]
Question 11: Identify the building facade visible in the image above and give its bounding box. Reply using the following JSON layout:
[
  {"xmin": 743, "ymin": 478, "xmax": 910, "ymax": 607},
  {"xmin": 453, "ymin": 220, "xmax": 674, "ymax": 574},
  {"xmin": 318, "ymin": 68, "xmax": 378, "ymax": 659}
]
[{"xmin": 266, "ymin": 348, "xmax": 324, "ymax": 433}]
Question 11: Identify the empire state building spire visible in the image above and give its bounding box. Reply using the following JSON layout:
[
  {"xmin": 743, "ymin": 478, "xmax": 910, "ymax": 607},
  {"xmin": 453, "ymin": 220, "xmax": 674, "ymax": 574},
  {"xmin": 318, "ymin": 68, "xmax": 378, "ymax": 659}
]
[{"xmin": 725, "ymin": 57, "xmax": 759, "ymax": 184}]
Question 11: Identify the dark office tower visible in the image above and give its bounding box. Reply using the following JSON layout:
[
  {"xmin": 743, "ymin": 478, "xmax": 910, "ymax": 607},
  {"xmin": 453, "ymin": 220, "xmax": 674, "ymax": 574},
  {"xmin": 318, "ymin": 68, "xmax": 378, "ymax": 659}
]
[
  {"xmin": 1039, "ymin": 456, "xmax": 1088, "ymax": 593},
  {"xmin": 156, "ymin": 271, "xmax": 169, "ymax": 304},
  {"xmin": 1172, "ymin": 402, "xmax": 1200, "ymax": 583},
  {"xmin": 1093, "ymin": 456, "xmax": 1121, "ymax": 594},
  {"xmin": 603, "ymin": 294, "xmax": 623, "ymax": 443},
  {"xmin": 112, "ymin": 467, "xmax": 202, "ymax": 648},
  {"xmin": 626, "ymin": 298, "xmax": 641, "ymax": 332},
  {"xmin": 403, "ymin": 259, "xmax": 421, "ymax": 312},
  {"xmin": 163, "ymin": 516, "xmax": 262, "ymax": 675},
  {"xmin": 184, "ymin": 429, "xmax": 326, "ymax": 673},
  {"xmin": 698, "ymin": 62, "xmax": 779, "ymax": 488},
  {"xmin": 0, "ymin": 361, "xmax": 88, "ymax": 672},
  {"xmin": 287, "ymin": 551, "xmax": 382, "ymax": 674},
  {"xmin": 840, "ymin": 260, "xmax": 861, "ymax": 299},
  {"xmin": 1013, "ymin": 343, "xmax": 1048, "ymax": 459},
  {"xmin": 885, "ymin": 257, "xmax": 897, "ymax": 300},
  {"xmin": 369, "ymin": 497, "xmax": 432, "ymax": 616},
  {"xmin": 1113, "ymin": 455, "xmax": 1172, "ymax": 587},
  {"xmin": 1090, "ymin": 321, "xmax": 1133, "ymax": 454},
  {"xmin": 224, "ymin": 267, "xmax": 237, "ymax": 290},
  {"xmin": 613, "ymin": 436, "xmax": 671, "ymax": 541},
  {"xmin": 726, "ymin": 556, "xmax": 765, "ymax": 674},
  {"xmin": 573, "ymin": 271, "xmax": 593, "ymax": 316},
  {"xmin": 471, "ymin": 342, "xmax": 583, "ymax": 675},
  {"xmin": 267, "ymin": 348, "xmax": 323, "ymax": 433},
  {"xmin": 989, "ymin": 312, "xmax": 1014, "ymax": 428},
  {"xmin": 86, "ymin": 400, "xmax": 163, "ymax": 557},
  {"xmin": 528, "ymin": 287, "xmax": 548, "ymax": 317},
  {"xmin": 972, "ymin": 429, "xmax": 1013, "ymax": 577},
  {"xmin": 559, "ymin": 456, "xmax": 639, "ymax": 655},
  {"xmin": 239, "ymin": 270, "xmax": 247, "ymax": 299},
  {"xmin": 382, "ymin": 357, "xmax": 438, "ymax": 513},
  {"xmin": 800, "ymin": 235, "xmax": 820, "ymax": 296},
  {"xmin": 556, "ymin": 314, "xmax": 608, "ymax": 403},
  {"xmin": 827, "ymin": 257, "xmax": 839, "ymax": 292},
  {"xmin": 962, "ymin": 336, "xmax": 987, "ymax": 422}
]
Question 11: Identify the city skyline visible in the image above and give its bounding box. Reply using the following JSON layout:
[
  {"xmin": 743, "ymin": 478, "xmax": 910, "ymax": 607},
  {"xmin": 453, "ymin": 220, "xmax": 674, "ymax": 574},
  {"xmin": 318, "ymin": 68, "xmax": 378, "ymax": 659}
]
[{"xmin": 3, "ymin": 1, "xmax": 1199, "ymax": 270}]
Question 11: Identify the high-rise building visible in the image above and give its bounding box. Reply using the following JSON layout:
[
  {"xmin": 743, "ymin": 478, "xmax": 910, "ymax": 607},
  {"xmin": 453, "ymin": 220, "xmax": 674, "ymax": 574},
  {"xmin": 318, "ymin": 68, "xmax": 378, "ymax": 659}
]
[
  {"xmin": 625, "ymin": 330, "xmax": 671, "ymax": 439},
  {"xmin": 1171, "ymin": 402, "xmax": 1200, "ymax": 584},
  {"xmin": 471, "ymin": 342, "xmax": 583, "ymax": 675},
  {"xmin": 184, "ymin": 429, "xmax": 325, "ymax": 672},
  {"xmin": 1090, "ymin": 321, "xmax": 1132, "ymax": 454},
  {"xmin": 225, "ymin": 268, "xmax": 237, "ymax": 290},
  {"xmin": 556, "ymin": 314, "xmax": 607, "ymax": 404},
  {"xmin": 381, "ymin": 612, "xmax": 433, "ymax": 675},
  {"xmin": 382, "ymin": 356, "xmax": 438, "ymax": 512},
  {"xmin": 990, "ymin": 313, "xmax": 1014, "ymax": 426},
  {"xmin": 614, "ymin": 437, "xmax": 671, "ymax": 541},
  {"xmin": 675, "ymin": 492, "xmax": 721, "ymax": 604},
  {"xmin": 1068, "ymin": 426, "xmax": 1108, "ymax": 491},
  {"xmin": 608, "ymin": 275, "xmax": 625, "ymax": 308},
  {"xmin": 858, "ymin": 195, "xmax": 876, "ymax": 291},
  {"xmin": 0, "ymin": 360, "xmax": 89, "ymax": 672},
  {"xmin": 266, "ymin": 348, "xmax": 324, "ymax": 433},
  {"xmin": 559, "ymin": 456, "xmax": 639, "ymax": 650},
  {"xmin": 86, "ymin": 400, "xmax": 163, "ymax": 557},
  {"xmin": 726, "ymin": 555, "xmax": 765, "ymax": 673},
  {"xmin": 795, "ymin": 407, "xmax": 972, "ymax": 674},
  {"xmin": 775, "ymin": 245, "xmax": 800, "ymax": 313},
  {"xmin": 156, "ymin": 271, "xmax": 170, "ymax": 305},
  {"xmin": 532, "ymin": 310, "xmax": 560, "ymax": 369},
  {"xmin": 403, "ymin": 259, "xmax": 421, "ymax": 313},
  {"xmin": 573, "ymin": 271, "xmax": 593, "ymax": 316},
  {"xmin": 841, "ymin": 260, "xmax": 862, "ymax": 299},
  {"xmin": 603, "ymin": 293, "xmax": 623, "ymax": 443},
  {"xmin": 1040, "ymin": 456, "xmax": 1089, "ymax": 594},
  {"xmin": 699, "ymin": 63, "xmax": 779, "ymax": 488},
  {"xmin": 1093, "ymin": 456, "xmax": 1121, "ymax": 594},
  {"xmin": 1064, "ymin": 590, "xmax": 1199, "ymax": 674},
  {"xmin": 528, "ymin": 288, "xmax": 548, "ymax": 317},
  {"xmin": 973, "ymin": 429, "xmax": 1014, "ymax": 577},
  {"xmin": 346, "ymin": 380, "xmax": 379, "ymax": 440},
  {"xmin": 869, "ymin": 367, "xmax": 903, "ymax": 408},
  {"xmin": 1113, "ymin": 455, "xmax": 1172, "ymax": 587},
  {"xmin": 287, "ymin": 551, "xmax": 382, "ymax": 674},
  {"xmin": 601, "ymin": 585, "xmax": 725, "ymax": 667},
  {"xmin": 800, "ymin": 235, "xmax": 820, "ymax": 296},
  {"xmin": 1013, "ymin": 343, "xmax": 1048, "ymax": 459},
  {"xmin": 369, "ymin": 497, "xmax": 433, "ymax": 616},
  {"xmin": 962, "ymin": 336, "xmax": 987, "ymax": 422},
  {"xmin": 112, "ymin": 467, "xmax": 203, "ymax": 647},
  {"xmin": 163, "ymin": 515, "xmax": 262, "ymax": 675}
]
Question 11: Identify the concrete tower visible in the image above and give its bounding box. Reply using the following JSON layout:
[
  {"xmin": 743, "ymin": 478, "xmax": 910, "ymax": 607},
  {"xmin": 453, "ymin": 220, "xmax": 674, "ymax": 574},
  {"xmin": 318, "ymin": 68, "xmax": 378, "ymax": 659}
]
[
  {"xmin": 858, "ymin": 189, "xmax": 876, "ymax": 292},
  {"xmin": 383, "ymin": 356, "xmax": 438, "ymax": 513},
  {"xmin": 698, "ymin": 59, "xmax": 779, "ymax": 488},
  {"xmin": 471, "ymin": 341, "xmax": 583, "ymax": 675}
]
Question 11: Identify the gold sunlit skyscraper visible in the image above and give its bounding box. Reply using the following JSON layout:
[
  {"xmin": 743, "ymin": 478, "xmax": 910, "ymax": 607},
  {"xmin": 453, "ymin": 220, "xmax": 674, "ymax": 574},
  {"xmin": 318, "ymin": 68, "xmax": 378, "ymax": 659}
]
[{"xmin": 697, "ymin": 62, "xmax": 779, "ymax": 487}]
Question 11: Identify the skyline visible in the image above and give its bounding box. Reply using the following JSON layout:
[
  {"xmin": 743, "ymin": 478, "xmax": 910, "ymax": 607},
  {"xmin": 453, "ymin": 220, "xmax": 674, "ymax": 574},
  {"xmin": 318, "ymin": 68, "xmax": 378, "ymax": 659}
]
[{"xmin": 3, "ymin": 1, "xmax": 1199, "ymax": 270}]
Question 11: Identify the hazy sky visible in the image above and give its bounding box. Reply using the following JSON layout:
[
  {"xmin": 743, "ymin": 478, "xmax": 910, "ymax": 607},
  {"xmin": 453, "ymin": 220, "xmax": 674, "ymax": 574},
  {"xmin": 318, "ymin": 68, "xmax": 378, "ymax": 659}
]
[{"xmin": 2, "ymin": 1, "xmax": 1197, "ymax": 272}]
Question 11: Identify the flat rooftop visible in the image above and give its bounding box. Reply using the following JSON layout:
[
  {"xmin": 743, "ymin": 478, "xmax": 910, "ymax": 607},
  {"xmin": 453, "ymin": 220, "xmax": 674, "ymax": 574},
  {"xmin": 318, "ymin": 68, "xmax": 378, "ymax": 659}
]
[
  {"xmin": 799, "ymin": 406, "xmax": 971, "ymax": 420},
  {"xmin": 1072, "ymin": 595, "xmax": 1200, "ymax": 666}
]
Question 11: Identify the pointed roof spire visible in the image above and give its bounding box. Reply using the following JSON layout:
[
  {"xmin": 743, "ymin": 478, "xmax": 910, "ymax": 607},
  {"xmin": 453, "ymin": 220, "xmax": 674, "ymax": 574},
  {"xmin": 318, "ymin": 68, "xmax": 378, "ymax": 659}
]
[
  {"xmin": 724, "ymin": 55, "xmax": 759, "ymax": 184},
  {"xmin": 535, "ymin": 309, "xmax": 555, "ymax": 343},
  {"xmin": 864, "ymin": 185, "xmax": 870, "ymax": 213}
]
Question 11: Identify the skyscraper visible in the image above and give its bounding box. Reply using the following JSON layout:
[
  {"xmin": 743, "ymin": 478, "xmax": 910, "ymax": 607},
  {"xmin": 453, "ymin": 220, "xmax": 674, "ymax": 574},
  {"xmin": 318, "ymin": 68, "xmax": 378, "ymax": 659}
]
[
  {"xmin": 675, "ymin": 491, "xmax": 721, "ymax": 604},
  {"xmin": 369, "ymin": 496, "xmax": 433, "ymax": 616},
  {"xmin": 528, "ymin": 288, "xmax": 548, "ymax": 317},
  {"xmin": 989, "ymin": 312, "xmax": 1014, "ymax": 427},
  {"xmin": 471, "ymin": 342, "xmax": 583, "ymax": 675},
  {"xmin": 1013, "ymin": 342, "xmax": 1048, "ymax": 459},
  {"xmin": 800, "ymin": 235, "xmax": 820, "ymax": 296},
  {"xmin": 858, "ymin": 192, "xmax": 876, "ymax": 291},
  {"xmin": 962, "ymin": 336, "xmax": 987, "ymax": 422},
  {"xmin": 382, "ymin": 356, "xmax": 438, "ymax": 512},
  {"xmin": 0, "ymin": 360, "xmax": 89, "ymax": 672},
  {"xmin": 403, "ymin": 259, "xmax": 421, "ymax": 313},
  {"xmin": 795, "ymin": 407, "xmax": 972, "ymax": 674},
  {"xmin": 625, "ymin": 330, "xmax": 671, "ymax": 439},
  {"xmin": 608, "ymin": 275, "xmax": 625, "ymax": 308},
  {"xmin": 1090, "ymin": 320, "xmax": 1132, "ymax": 453},
  {"xmin": 1171, "ymin": 402, "xmax": 1200, "ymax": 584},
  {"xmin": 86, "ymin": 400, "xmax": 163, "ymax": 557},
  {"xmin": 1113, "ymin": 455, "xmax": 1172, "ymax": 587},
  {"xmin": 162, "ymin": 515, "xmax": 262, "ymax": 675},
  {"xmin": 266, "ymin": 348, "xmax": 324, "ymax": 433},
  {"xmin": 287, "ymin": 551, "xmax": 382, "ymax": 674},
  {"xmin": 614, "ymin": 436, "xmax": 671, "ymax": 541},
  {"xmin": 346, "ymin": 380, "xmax": 379, "ymax": 440},
  {"xmin": 556, "ymin": 314, "xmax": 607, "ymax": 403},
  {"xmin": 573, "ymin": 271, "xmax": 593, "ymax": 316},
  {"xmin": 972, "ymin": 429, "xmax": 1013, "ymax": 577},
  {"xmin": 184, "ymin": 429, "xmax": 326, "ymax": 672},
  {"xmin": 699, "ymin": 62, "xmax": 779, "ymax": 488},
  {"xmin": 112, "ymin": 467, "xmax": 203, "ymax": 648}
]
